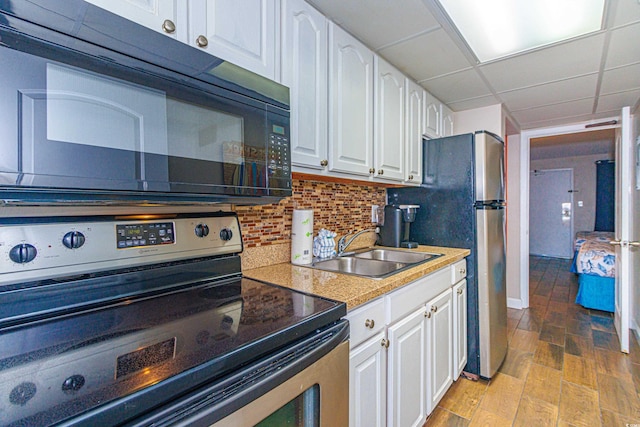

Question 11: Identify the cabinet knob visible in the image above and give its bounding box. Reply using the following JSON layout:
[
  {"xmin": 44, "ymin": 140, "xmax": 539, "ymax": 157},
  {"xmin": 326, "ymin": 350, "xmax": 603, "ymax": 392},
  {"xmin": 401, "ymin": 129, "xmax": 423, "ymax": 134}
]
[
  {"xmin": 408, "ymin": 175, "xmax": 414, "ymax": 180},
  {"xmin": 320, "ymin": 159, "xmax": 328, "ymax": 167},
  {"xmin": 424, "ymin": 311, "xmax": 431, "ymax": 318},
  {"xmin": 162, "ymin": 19, "xmax": 176, "ymax": 34},
  {"xmin": 196, "ymin": 35, "xmax": 209, "ymax": 47},
  {"xmin": 364, "ymin": 319, "xmax": 375, "ymax": 329},
  {"xmin": 431, "ymin": 305, "xmax": 438, "ymax": 313},
  {"xmin": 378, "ymin": 169, "xmax": 384, "ymax": 175},
  {"xmin": 381, "ymin": 338, "xmax": 390, "ymax": 348},
  {"xmin": 459, "ymin": 267, "xmax": 466, "ymax": 275},
  {"xmin": 457, "ymin": 288, "xmax": 463, "ymax": 295},
  {"xmin": 369, "ymin": 168, "xmax": 375, "ymax": 174}
]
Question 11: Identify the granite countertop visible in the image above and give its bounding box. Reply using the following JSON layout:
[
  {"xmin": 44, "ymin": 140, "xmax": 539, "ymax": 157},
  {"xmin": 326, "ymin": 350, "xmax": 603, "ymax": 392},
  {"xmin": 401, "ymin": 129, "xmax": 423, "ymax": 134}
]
[{"xmin": 243, "ymin": 245, "xmax": 470, "ymax": 311}]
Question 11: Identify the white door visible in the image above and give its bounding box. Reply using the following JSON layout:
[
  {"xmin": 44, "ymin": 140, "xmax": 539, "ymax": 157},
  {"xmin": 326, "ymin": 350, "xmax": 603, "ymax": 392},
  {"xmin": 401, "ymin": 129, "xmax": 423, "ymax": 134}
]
[
  {"xmin": 405, "ymin": 81, "xmax": 423, "ymax": 184},
  {"xmin": 612, "ymin": 106, "xmax": 637, "ymax": 353},
  {"xmin": 529, "ymin": 169, "xmax": 573, "ymax": 258}
]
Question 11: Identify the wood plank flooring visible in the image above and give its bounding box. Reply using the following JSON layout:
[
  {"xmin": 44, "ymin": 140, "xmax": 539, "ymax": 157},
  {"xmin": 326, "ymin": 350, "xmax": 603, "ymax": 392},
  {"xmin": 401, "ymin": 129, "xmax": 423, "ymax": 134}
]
[{"xmin": 424, "ymin": 256, "xmax": 640, "ymax": 426}]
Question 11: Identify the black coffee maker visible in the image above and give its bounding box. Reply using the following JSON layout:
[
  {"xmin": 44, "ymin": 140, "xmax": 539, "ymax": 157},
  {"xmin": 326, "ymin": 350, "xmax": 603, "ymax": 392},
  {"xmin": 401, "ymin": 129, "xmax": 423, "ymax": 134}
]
[
  {"xmin": 377, "ymin": 205, "xmax": 403, "ymax": 247},
  {"xmin": 398, "ymin": 204, "xmax": 419, "ymax": 248}
]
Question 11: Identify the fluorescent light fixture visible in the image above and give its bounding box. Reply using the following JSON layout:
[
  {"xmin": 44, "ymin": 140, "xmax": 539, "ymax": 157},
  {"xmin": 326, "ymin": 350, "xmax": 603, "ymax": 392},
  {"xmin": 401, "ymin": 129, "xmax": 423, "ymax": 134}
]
[{"xmin": 438, "ymin": 0, "xmax": 605, "ymax": 62}]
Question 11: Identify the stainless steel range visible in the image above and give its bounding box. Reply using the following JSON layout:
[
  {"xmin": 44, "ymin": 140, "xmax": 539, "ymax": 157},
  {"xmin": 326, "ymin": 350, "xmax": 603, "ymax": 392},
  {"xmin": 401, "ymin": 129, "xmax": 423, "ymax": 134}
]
[{"xmin": 0, "ymin": 213, "xmax": 348, "ymax": 426}]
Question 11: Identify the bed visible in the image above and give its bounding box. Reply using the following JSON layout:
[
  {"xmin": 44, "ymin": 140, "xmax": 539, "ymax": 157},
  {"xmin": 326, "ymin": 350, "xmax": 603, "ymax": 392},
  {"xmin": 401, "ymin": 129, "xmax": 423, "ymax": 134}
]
[{"xmin": 571, "ymin": 231, "xmax": 615, "ymax": 312}]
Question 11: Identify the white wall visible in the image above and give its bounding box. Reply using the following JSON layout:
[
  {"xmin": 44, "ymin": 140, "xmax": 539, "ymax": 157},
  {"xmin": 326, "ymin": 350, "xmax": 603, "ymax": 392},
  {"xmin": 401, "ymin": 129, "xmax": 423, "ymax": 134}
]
[
  {"xmin": 506, "ymin": 133, "xmax": 523, "ymax": 307},
  {"xmin": 530, "ymin": 154, "xmax": 613, "ymax": 236},
  {"xmin": 453, "ymin": 104, "xmax": 504, "ymax": 138}
]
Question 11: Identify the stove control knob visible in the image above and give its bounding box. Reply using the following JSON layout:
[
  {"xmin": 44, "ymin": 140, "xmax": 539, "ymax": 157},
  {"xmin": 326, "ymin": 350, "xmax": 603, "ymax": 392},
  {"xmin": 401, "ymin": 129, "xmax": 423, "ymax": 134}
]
[
  {"xmin": 194, "ymin": 223, "xmax": 210, "ymax": 238},
  {"xmin": 9, "ymin": 382, "xmax": 36, "ymax": 406},
  {"xmin": 62, "ymin": 374, "xmax": 85, "ymax": 394},
  {"xmin": 62, "ymin": 231, "xmax": 86, "ymax": 249},
  {"xmin": 219, "ymin": 228, "xmax": 233, "ymax": 241},
  {"xmin": 9, "ymin": 244, "xmax": 37, "ymax": 264}
]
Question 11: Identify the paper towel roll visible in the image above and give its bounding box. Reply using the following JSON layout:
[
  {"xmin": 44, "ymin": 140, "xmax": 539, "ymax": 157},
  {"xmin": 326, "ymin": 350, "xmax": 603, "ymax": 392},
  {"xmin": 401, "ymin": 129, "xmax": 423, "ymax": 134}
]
[{"xmin": 291, "ymin": 209, "xmax": 314, "ymax": 265}]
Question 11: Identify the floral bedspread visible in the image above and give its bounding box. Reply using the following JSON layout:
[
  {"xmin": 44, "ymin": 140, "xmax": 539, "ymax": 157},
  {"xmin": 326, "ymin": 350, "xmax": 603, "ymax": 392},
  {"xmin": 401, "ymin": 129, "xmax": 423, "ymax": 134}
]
[
  {"xmin": 575, "ymin": 239, "xmax": 616, "ymax": 278},
  {"xmin": 574, "ymin": 231, "xmax": 614, "ymax": 252}
]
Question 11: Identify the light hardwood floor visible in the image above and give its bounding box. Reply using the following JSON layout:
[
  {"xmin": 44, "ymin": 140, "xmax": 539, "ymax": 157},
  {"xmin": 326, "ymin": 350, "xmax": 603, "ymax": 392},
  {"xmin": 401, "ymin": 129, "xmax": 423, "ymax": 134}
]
[{"xmin": 424, "ymin": 256, "xmax": 640, "ymax": 426}]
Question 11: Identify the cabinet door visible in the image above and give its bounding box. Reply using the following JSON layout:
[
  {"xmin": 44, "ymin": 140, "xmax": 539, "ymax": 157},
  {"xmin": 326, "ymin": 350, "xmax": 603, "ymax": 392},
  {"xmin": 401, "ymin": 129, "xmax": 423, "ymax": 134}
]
[
  {"xmin": 387, "ymin": 307, "xmax": 427, "ymax": 427},
  {"xmin": 452, "ymin": 279, "xmax": 468, "ymax": 380},
  {"xmin": 441, "ymin": 104, "xmax": 455, "ymax": 137},
  {"xmin": 350, "ymin": 332, "xmax": 387, "ymax": 427},
  {"xmin": 374, "ymin": 57, "xmax": 404, "ymax": 181},
  {"xmin": 426, "ymin": 289, "xmax": 453, "ymax": 415},
  {"xmin": 282, "ymin": 0, "xmax": 328, "ymax": 170},
  {"xmin": 188, "ymin": 0, "xmax": 277, "ymax": 79},
  {"xmin": 424, "ymin": 92, "xmax": 440, "ymax": 139},
  {"xmin": 85, "ymin": 0, "xmax": 187, "ymax": 41},
  {"xmin": 328, "ymin": 23, "xmax": 374, "ymax": 176},
  {"xmin": 405, "ymin": 80, "xmax": 423, "ymax": 184}
]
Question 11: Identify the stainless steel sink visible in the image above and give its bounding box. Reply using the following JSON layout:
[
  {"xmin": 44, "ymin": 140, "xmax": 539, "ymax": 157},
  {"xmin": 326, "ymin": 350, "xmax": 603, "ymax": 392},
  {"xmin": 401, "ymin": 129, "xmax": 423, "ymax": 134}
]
[
  {"xmin": 309, "ymin": 248, "xmax": 442, "ymax": 279},
  {"xmin": 350, "ymin": 248, "xmax": 440, "ymax": 264}
]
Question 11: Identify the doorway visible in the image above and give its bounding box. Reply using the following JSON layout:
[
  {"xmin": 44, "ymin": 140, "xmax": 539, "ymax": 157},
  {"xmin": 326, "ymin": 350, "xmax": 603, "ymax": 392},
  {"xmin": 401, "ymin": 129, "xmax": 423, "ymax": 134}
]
[{"xmin": 529, "ymin": 168, "xmax": 573, "ymax": 258}]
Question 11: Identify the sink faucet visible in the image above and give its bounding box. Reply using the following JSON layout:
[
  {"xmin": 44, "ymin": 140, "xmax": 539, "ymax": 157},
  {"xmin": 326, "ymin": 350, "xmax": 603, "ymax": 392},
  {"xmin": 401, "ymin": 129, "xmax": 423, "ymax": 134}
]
[{"xmin": 337, "ymin": 228, "xmax": 376, "ymax": 255}]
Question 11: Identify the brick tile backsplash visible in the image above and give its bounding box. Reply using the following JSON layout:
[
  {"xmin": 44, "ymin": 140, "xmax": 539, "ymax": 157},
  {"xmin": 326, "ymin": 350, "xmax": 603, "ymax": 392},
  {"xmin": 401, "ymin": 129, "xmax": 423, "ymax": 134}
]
[{"xmin": 235, "ymin": 177, "xmax": 387, "ymax": 248}]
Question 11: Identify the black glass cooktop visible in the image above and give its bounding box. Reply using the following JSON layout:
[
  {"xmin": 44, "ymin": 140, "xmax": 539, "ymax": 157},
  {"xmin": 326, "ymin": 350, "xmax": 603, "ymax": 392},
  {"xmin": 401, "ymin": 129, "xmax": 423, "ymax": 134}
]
[{"xmin": 0, "ymin": 275, "xmax": 344, "ymax": 426}]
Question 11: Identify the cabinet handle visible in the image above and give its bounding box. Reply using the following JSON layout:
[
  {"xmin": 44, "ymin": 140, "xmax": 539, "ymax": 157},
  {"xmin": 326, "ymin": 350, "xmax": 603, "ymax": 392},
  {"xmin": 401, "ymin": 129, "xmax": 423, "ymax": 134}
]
[
  {"xmin": 196, "ymin": 35, "xmax": 209, "ymax": 48},
  {"xmin": 378, "ymin": 169, "xmax": 384, "ymax": 175},
  {"xmin": 459, "ymin": 267, "xmax": 466, "ymax": 275},
  {"xmin": 320, "ymin": 159, "xmax": 328, "ymax": 167},
  {"xmin": 431, "ymin": 305, "xmax": 438, "ymax": 312},
  {"xmin": 162, "ymin": 19, "xmax": 176, "ymax": 34},
  {"xmin": 408, "ymin": 175, "xmax": 414, "ymax": 180},
  {"xmin": 424, "ymin": 311, "xmax": 431, "ymax": 318},
  {"xmin": 365, "ymin": 319, "xmax": 375, "ymax": 329},
  {"xmin": 381, "ymin": 338, "xmax": 390, "ymax": 348},
  {"xmin": 369, "ymin": 168, "xmax": 375, "ymax": 174},
  {"xmin": 457, "ymin": 288, "xmax": 463, "ymax": 295}
]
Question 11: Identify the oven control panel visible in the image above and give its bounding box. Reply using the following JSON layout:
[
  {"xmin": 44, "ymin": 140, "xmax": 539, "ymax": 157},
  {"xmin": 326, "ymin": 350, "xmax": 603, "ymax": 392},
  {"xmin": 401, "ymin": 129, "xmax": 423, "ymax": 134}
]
[{"xmin": 0, "ymin": 213, "xmax": 243, "ymax": 285}]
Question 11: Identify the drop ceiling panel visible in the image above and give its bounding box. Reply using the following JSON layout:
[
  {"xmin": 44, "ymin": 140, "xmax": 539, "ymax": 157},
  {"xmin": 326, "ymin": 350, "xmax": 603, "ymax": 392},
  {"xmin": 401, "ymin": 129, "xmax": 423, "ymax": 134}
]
[
  {"xmin": 307, "ymin": 0, "xmax": 439, "ymax": 50},
  {"xmin": 447, "ymin": 95, "xmax": 502, "ymax": 112},
  {"xmin": 379, "ymin": 29, "xmax": 471, "ymax": 81},
  {"xmin": 499, "ymin": 74, "xmax": 599, "ymax": 111},
  {"xmin": 596, "ymin": 89, "xmax": 640, "ymax": 112},
  {"xmin": 479, "ymin": 33, "xmax": 605, "ymax": 92},
  {"xmin": 523, "ymin": 111, "xmax": 616, "ymax": 130},
  {"xmin": 512, "ymin": 98, "xmax": 595, "ymax": 126},
  {"xmin": 421, "ymin": 69, "xmax": 492, "ymax": 103},
  {"xmin": 611, "ymin": 0, "xmax": 640, "ymax": 28},
  {"xmin": 605, "ymin": 22, "xmax": 640, "ymax": 68},
  {"xmin": 601, "ymin": 63, "xmax": 640, "ymax": 94}
]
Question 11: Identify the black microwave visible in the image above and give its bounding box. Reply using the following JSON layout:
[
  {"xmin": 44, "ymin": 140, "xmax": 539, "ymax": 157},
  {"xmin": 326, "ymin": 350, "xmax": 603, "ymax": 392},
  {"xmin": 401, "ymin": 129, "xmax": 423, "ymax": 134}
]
[{"xmin": 0, "ymin": 0, "xmax": 291, "ymax": 206}]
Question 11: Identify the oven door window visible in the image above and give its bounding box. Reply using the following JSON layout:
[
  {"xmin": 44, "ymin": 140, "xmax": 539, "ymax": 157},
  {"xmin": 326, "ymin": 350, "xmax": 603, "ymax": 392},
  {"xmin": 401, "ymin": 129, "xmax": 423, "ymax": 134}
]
[
  {"xmin": 255, "ymin": 384, "xmax": 319, "ymax": 427},
  {"xmin": 0, "ymin": 30, "xmax": 287, "ymax": 199}
]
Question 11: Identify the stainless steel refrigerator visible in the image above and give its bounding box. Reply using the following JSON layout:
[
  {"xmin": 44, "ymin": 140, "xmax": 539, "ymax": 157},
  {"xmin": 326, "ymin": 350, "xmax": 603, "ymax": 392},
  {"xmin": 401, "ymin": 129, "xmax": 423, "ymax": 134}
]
[{"xmin": 388, "ymin": 131, "xmax": 507, "ymax": 379}]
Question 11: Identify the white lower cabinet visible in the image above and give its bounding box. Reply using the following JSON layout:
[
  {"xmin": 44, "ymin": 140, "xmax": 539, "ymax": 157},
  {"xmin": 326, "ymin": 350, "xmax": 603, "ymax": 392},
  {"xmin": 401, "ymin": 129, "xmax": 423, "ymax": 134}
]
[
  {"xmin": 452, "ymin": 279, "xmax": 468, "ymax": 380},
  {"xmin": 348, "ymin": 261, "xmax": 467, "ymax": 427},
  {"xmin": 425, "ymin": 289, "xmax": 453, "ymax": 414},
  {"xmin": 387, "ymin": 307, "xmax": 427, "ymax": 427}
]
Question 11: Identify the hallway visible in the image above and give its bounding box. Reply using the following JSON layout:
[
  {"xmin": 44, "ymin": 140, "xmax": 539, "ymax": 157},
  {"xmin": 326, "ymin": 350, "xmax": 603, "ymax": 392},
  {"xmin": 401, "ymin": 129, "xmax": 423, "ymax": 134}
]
[{"xmin": 424, "ymin": 256, "xmax": 640, "ymax": 426}]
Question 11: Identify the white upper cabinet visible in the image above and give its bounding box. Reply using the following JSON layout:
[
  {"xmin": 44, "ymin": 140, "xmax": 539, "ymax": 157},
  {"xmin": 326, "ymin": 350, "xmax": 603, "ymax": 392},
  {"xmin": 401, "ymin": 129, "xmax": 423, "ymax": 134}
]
[
  {"xmin": 374, "ymin": 57, "xmax": 405, "ymax": 182},
  {"xmin": 405, "ymin": 80, "xmax": 423, "ymax": 185},
  {"xmin": 188, "ymin": 0, "xmax": 278, "ymax": 80},
  {"xmin": 424, "ymin": 91, "xmax": 441, "ymax": 139},
  {"xmin": 85, "ymin": 0, "xmax": 188, "ymax": 41},
  {"xmin": 328, "ymin": 23, "xmax": 375, "ymax": 177},
  {"xmin": 441, "ymin": 103, "xmax": 455, "ymax": 137},
  {"xmin": 282, "ymin": 0, "xmax": 328, "ymax": 170}
]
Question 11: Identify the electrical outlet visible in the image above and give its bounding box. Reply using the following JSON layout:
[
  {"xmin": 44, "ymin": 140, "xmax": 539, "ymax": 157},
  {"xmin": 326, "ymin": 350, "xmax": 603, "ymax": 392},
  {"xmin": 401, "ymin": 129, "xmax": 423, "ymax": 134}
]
[{"xmin": 371, "ymin": 205, "xmax": 379, "ymax": 223}]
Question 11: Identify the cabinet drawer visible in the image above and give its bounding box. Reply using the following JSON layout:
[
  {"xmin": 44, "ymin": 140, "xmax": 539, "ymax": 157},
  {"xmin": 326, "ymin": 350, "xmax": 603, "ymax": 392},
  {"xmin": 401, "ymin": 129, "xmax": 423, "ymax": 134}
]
[
  {"xmin": 451, "ymin": 259, "xmax": 467, "ymax": 284},
  {"xmin": 347, "ymin": 297, "xmax": 386, "ymax": 348},
  {"xmin": 386, "ymin": 267, "xmax": 450, "ymax": 324}
]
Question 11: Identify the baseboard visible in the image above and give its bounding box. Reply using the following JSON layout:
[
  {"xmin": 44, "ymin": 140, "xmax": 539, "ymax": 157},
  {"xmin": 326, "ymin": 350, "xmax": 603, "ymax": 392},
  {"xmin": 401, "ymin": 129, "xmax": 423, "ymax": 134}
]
[{"xmin": 507, "ymin": 298, "xmax": 522, "ymax": 309}]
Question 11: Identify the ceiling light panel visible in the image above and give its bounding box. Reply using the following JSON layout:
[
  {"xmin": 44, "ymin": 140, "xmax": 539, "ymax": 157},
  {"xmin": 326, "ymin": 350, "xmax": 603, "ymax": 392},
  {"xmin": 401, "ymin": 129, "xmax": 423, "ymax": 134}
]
[{"xmin": 438, "ymin": 0, "xmax": 605, "ymax": 62}]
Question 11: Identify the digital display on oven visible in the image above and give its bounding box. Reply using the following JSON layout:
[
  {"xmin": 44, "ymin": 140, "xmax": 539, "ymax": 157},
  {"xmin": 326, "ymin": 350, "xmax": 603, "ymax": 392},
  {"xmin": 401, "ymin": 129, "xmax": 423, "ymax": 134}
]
[
  {"xmin": 116, "ymin": 338, "xmax": 176, "ymax": 379},
  {"xmin": 116, "ymin": 222, "xmax": 175, "ymax": 249}
]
